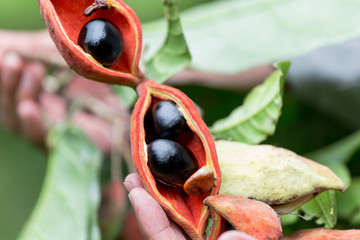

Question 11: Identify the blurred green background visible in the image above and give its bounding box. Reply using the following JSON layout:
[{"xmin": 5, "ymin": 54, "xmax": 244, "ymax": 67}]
[
  {"xmin": 0, "ymin": 0, "xmax": 359, "ymax": 239},
  {"xmin": 0, "ymin": 0, "xmax": 215, "ymax": 30}
]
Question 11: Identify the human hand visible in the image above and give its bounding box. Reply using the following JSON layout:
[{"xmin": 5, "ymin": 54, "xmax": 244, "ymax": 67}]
[
  {"xmin": 0, "ymin": 51, "xmax": 129, "ymax": 154},
  {"xmin": 124, "ymin": 173, "xmax": 256, "ymax": 240}
]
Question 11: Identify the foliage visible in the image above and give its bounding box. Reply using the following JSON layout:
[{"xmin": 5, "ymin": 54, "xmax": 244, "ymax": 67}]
[
  {"xmin": 0, "ymin": 127, "xmax": 46, "ymax": 240},
  {"xmin": 142, "ymin": 0, "xmax": 360, "ymax": 74},
  {"xmin": 113, "ymin": 0, "xmax": 191, "ymax": 107},
  {"xmin": 1, "ymin": 0, "xmax": 360, "ymax": 239},
  {"xmin": 300, "ymin": 191, "xmax": 337, "ymax": 229},
  {"xmin": 210, "ymin": 61, "xmax": 289, "ymax": 144},
  {"xmin": 17, "ymin": 124, "xmax": 102, "ymax": 240},
  {"xmin": 145, "ymin": 0, "xmax": 191, "ymax": 84},
  {"xmin": 295, "ymin": 130, "xmax": 360, "ymax": 229}
]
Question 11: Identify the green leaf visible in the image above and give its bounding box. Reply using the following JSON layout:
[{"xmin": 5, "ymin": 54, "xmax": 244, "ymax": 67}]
[
  {"xmin": 210, "ymin": 61, "xmax": 289, "ymax": 144},
  {"xmin": 17, "ymin": 124, "xmax": 102, "ymax": 240},
  {"xmin": 112, "ymin": 0, "xmax": 192, "ymax": 107},
  {"xmin": 280, "ymin": 210, "xmax": 299, "ymax": 226},
  {"xmin": 112, "ymin": 85, "xmax": 137, "ymax": 108},
  {"xmin": 0, "ymin": 127, "xmax": 46, "ymax": 240},
  {"xmin": 300, "ymin": 190, "xmax": 337, "ymax": 229},
  {"xmin": 337, "ymin": 177, "xmax": 360, "ymax": 223},
  {"xmin": 306, "ymin": 130, "xmax": 360, "ymax": 165},
  {"xmin": 145, "ymin": 0, "xmax": 191, "ymax": 84},
  {"xmin": 143, "ymin": 0, "xmax": 360, "ymax": 74},
  {"xmin": 297, "ymin": 131, "xmax": 360, "ymax": 229},
  {"xmin": 350, "ymin": 211, "xmax": 360, "ymax": 226}
]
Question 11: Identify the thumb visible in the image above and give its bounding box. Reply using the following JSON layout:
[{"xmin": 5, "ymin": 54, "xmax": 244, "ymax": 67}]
[{"xmin": 218, "ymin": 230, "xmax": 257, "ymax": 240}]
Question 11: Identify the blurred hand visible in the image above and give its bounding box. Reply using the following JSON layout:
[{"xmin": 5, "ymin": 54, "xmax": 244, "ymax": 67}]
[
  {"xmin": 0, "ymin": 47, "xmax": 128, "ymax": 154},
  {"xmin": 124, "ymin": 173, "xmax": 256, "ymax": 240},
  {"xmin": 0, "ymin": 30, "xmax": 66, "ymax": 67},
  {"xmin": 0, "ymin": 28, "xmax": 271, "ymax": 157}
]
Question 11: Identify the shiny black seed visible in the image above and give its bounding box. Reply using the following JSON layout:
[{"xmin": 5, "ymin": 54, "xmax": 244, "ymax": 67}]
[
  {"xmin": 78, "ymin": 18, "xmax": 123, "ymax": 67},
  {"xmin": 152, "ymin": 101, "xmax": 185, "ymax": 140},
  {"xmin": 147, "ymin": 139, "xmax": 197, "ymax": 186}
]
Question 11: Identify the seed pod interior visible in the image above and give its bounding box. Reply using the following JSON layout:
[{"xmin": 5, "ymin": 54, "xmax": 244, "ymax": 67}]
[
  {"xmin": 39, "ymin": 0, "xmax": 142, "ymax": 86},
  {"xmin": 131, "ymin": 80, "xmax": 221, "ymax": 239},
  {"xmin": 151, "ymin": 100, "xmax": 186, "ymax": 140},
  {"xmin": 147, "ymin": 139, "xmax": 198, "ymax": 187},
  {"xmin": 145, "ymin": 97, "xmax": 207, "ymax": 176},
  {"xmin": 78, "ymin": 18, "xmax": 123, "ymax": 67}
]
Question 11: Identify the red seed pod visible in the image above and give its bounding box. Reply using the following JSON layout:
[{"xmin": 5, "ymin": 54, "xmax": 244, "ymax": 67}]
[
  {"xmin": 38, "ymin": 0, "xmax": 223, "ymax": 238},
  {"xmin": 204, "ymin": 195, "xmax": 283, "ymax": 240},
  {"xmin": 38, "ymin": 0, "xmax": 143, "ymax": 87},
  {"xmin": 131, "ymin": 80, "xmax": 222, "ymax": 239}
]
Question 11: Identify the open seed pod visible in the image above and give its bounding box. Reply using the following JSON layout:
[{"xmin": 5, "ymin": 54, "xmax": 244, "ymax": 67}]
[
  {"xmin": 204, "ymin": 195, "xmax": 282, "ymax": 240},
  {"xmin": 215, "ymin": 140, "xmax": 346, "ymax": 214},
  {"xmin": 38, "ymin": 0, "xmax": 143, "ymax": 87},
  {"xmin": 131, "ymin": 80, "xmax": 221, "ymax": 239}
]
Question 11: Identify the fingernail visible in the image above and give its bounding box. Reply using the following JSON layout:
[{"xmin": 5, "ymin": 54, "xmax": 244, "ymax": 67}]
[
  {"xmin": 128, "ymin": 191, "xmax": 135, "ymax": 206},
  {"xmin": 2, "ymin": 52, "xmax": 23, "ymax": 89},
  {"xmin": 3, "ymin": 52, "xmax": 21, "ymax": 67},
  {"xmin": 123, "ymin": 181, "xmax": 133, "ymax": 192}
]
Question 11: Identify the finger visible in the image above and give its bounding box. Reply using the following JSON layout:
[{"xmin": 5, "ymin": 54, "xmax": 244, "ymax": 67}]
[
  {"xmin": 0, "ymin": 30, "xmax": 66, "ymax": 67},
  {"xmin": 103, "ymin": 94, "xmax": 128, "ymax": 113},
  {"xmin": 39, "ymin": 92, "xmax": 67, "ymax": 127},
  {"xmin": 124, "ymin": 173, "xmax": 144, "ymax": 192},
  {"xmin": 30, "ymin": 30, "xmax": 66, "ymax": 66},
  {"xmin": 0, "ymin": 52, "xmax": 23, "ymax": 96},
  {"xmin": 72, "ymin": 111, "xmax": 112, "ymax": 154},
  {"xmin": 218, "ymin": 230, "xmax": 257, "ymax": 240},
  {"xmin": 169, "ymin": 65, "xmax": 275, "ymax": 90},
  {"xmin": 65, "ymin": 76, "xmax": 126, "ymax": 112},
  {"xmin": 0, "ymin": 52, "xmax": 24, "ymax": 130},
  {"xmin": 169, "ymin": 221, "xmax": 188, "ymax": 240},
  {"xmin": 128, "ymin": 187, "xmax": 185, "ymax": 240},
  {"xmin": 65, "ymin": 75, "xmax": 114, "ymax": 100},
  {"xmin": 17, "ymin": 61, "xmax": 45, "ymax": 102},
  {"xmin": 17, "ymin": 99, "xmax": 46, "ymax": 144}
]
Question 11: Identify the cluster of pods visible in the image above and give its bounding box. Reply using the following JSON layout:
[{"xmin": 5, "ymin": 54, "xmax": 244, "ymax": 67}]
[
  {"xmin": 38, "ymin": 0, "xmax": 360, "ymax": 239},
  {"xmin": 38, "ymin": 0, "xmax": 222, "ymax": 239}
]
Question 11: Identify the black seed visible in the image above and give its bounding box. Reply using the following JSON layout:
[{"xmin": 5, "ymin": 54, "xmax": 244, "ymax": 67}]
[
  {"xmin": 78, "ymin": 18, "xmax": 123, "ymax": 67},
  {"xmin": 152, "ymin": 101, "xmax": 186, "ymax": 140},
  {"xmin": 147, "ymin": 139, "xmax": 197, "ymax": 186}
]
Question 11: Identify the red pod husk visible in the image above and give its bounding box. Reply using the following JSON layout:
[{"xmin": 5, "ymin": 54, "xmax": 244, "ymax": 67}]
[
  {"xmin": 204, "ymin": 195, "xmax": 282, "ymax": 240},
  {"xmin": 131, "ymin": 80, "xmax": 221, "ymax": 239},
  {"xmin": 206, "ymin": 210, "xmax": 225, "ymax": 240},
  {"xmin": 38, "ymin": 0, "xmax": 143, "ymax": 87}
]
